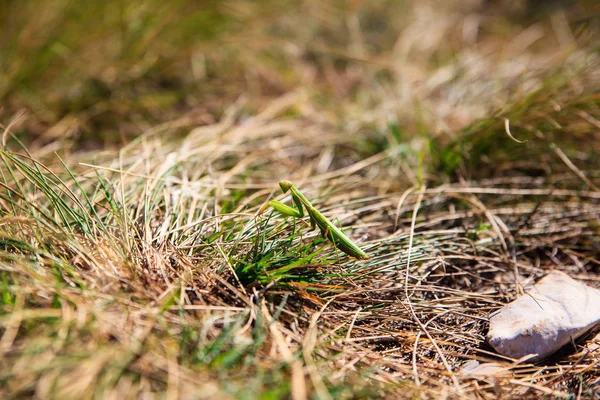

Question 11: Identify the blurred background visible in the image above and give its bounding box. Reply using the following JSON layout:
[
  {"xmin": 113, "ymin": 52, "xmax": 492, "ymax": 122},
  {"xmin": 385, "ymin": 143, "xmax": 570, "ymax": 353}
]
[{"xmin": 1, "ymin": 0, "xmax": 597, "ymax": 151}]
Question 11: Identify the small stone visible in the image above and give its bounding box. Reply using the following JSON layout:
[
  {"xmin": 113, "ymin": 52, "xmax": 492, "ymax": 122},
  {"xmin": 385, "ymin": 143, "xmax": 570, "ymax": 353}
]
[
  {"xmin": 460, "ymin": 360, "xmax": 510, "ymax": 379},
  {"xmin": 487, "ymin": 271, "xmax": 600, "ymax": 361}
]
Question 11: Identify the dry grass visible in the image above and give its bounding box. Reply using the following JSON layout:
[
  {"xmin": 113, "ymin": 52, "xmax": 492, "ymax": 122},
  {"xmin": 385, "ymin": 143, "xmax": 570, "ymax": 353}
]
[{"xmin": 1, "ymin": 0, "xmax": 599, "ymax": 398}]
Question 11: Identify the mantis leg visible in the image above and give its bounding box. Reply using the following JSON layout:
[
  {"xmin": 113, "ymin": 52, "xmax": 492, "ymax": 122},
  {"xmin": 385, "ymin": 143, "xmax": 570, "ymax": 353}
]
[
  {"xmin": 266, "ymin": 200, "xmax": 304, "ymax": 218},
  {"xmin": 290, "ymin": 192, "xmax": 305, "ymax": 218}
]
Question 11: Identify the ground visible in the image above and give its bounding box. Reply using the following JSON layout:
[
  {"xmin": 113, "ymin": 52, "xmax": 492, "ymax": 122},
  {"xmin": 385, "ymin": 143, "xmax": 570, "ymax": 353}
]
[{"xmin": 0, "ymin": 0, "xmax": 599, "ymax": 398}]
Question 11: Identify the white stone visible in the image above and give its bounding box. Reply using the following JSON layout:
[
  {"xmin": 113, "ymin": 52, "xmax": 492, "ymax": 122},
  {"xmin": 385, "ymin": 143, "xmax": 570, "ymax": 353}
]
[
  {"xmin": 460, "ymin": 360, "xmax": 510, "ymax": 379},
  {"xmin": 487, "ymin": 271, "xmax": 600, "ymax": 361}
]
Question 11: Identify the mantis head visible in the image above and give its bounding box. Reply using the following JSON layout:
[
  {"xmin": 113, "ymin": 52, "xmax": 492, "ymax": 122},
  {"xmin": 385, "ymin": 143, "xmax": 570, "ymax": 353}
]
[{"xmin": 279, "ymin": 180, "xmax": 293, "ymax": 193}]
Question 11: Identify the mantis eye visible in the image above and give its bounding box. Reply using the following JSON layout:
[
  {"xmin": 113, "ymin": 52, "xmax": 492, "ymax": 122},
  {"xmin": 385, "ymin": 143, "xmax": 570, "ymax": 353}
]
[{"xmin": 279, "ymin": 180, "xmax": 293, "ymax": 193}]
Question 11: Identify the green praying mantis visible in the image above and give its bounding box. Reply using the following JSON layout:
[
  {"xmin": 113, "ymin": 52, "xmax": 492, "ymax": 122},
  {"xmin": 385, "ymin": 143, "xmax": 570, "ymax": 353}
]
[{"xmin": 261, "ymin": 180, "xmax": 369, "ymax": 260}]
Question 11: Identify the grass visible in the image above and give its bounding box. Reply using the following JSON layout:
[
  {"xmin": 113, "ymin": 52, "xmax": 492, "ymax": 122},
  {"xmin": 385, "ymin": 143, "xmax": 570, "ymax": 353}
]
[{"xmin": 1, "ymin": 0, "xmax": 600, "ymax": 398}]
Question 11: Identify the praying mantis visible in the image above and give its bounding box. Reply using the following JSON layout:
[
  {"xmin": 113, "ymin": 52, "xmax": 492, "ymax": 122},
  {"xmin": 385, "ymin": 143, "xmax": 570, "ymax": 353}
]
[{"xmin": 262, "ymin": 180, "xmax": 369, "ymax": 260}]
